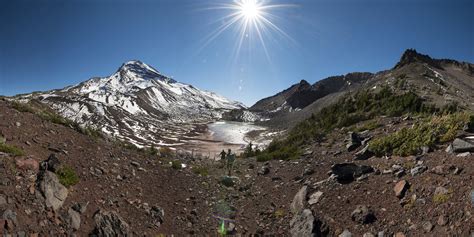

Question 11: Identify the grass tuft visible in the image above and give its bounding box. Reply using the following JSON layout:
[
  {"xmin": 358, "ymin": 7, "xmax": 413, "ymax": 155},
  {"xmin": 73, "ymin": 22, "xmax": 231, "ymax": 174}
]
[
  {"xmin": 56, "ymin": 166, "xmax": 79, "ymax": 188},
  {"xmin": 0, "ymin": 143, "xmax": 25, "ymax": 156}
]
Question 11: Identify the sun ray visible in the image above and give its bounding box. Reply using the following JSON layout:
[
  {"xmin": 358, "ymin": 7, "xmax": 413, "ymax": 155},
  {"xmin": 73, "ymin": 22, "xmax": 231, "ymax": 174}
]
[{"xmin": 202, "ymin": 0, "xmax": 295, "ymax": 63}]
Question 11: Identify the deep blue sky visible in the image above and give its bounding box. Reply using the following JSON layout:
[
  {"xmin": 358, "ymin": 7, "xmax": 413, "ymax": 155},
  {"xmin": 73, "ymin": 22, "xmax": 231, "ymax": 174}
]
[{"xmin": 1, "ymin": 0, "xmax": 473, "ymax": 106}]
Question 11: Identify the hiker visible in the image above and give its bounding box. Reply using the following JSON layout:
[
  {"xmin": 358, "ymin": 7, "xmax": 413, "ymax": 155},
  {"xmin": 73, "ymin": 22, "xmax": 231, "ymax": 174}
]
[
  {"xmin": 226, "ymin": 149, "xmax": 236, "ymax": 176},
  {"xmin": 220, "ymin": 149, "xmax": 226, "ymax": 161}
]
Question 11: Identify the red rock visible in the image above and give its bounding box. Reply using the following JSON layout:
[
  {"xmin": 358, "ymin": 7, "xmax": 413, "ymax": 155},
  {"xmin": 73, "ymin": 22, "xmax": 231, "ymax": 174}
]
[
  {"xmin": 15, "ymin": 158, "xmax": 39, "ymax": 171},
  {"xmin": 394, "ymin": 180, "xmax": 409, "ymax": 198},
  {"xmin": 394, "ymin": 232, "xmax": 406, "ymax": 237},
  {"xmin": 0, "ymin": 219, "xmax": 5, "ymax": 234}
]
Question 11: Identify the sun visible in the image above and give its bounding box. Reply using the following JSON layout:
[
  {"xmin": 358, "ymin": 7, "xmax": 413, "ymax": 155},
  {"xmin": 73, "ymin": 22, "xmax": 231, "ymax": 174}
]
[
  {"xmin": 201, "ymin": 0, "xmax": 295, "ymax": 62},
  {"xmin": 238, "ymin": 0, "xmax": 262, "ymax": 20}
]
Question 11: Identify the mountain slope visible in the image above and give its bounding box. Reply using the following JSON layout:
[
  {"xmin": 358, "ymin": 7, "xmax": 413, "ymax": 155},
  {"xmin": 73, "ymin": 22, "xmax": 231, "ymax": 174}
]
[
  {"xmin": 18, "ymin": 61, "xmax": 244, "ymax": 147},
  {"xmin": 246, "ymin": 49, "xmax": 474, "ymax": 129}
]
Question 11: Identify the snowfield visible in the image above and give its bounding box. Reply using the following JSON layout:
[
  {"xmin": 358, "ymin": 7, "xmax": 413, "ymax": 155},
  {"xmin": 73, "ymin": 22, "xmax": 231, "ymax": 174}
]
[{"xmin": 21, "ymin": 60, "xmax": 246, "ymax": 147}]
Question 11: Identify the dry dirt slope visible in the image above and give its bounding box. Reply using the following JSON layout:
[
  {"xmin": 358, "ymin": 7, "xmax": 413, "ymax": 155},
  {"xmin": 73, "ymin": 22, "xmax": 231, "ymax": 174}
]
[{"xmin": 1, "ymin": 98, "xmax": 474, "ymax": 236}]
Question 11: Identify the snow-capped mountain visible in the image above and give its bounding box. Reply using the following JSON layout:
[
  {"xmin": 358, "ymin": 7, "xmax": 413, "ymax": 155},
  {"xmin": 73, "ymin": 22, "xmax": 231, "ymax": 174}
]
[{"xmin": 21, "ymin": 60, "xmax": 245, "ymax": 147}]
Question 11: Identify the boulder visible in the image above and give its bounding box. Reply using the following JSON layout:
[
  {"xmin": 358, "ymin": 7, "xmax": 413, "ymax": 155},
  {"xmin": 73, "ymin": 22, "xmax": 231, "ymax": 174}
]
[
  {"xmin": 346, "ymin": 132, "xmax": 362, "ymax": 152},
  {"xmin": 290, "ymin": 209, "xmax": 327, "ymax": 237},
  {"xmin": 331, "ymin": 163, "xmax": 374, "ymax": 184},
  {"xmin": 351, "ymin": 205, "xmax": 376, "ymax": 224},
  {"xmin": 38, "ymin": 171, "xmax": 68, "ymax": 211},
  {"xmin": 150, "ymin": 206, "xmax": 164, "ymax": 227},
  {"xmin": 394, "ymin": 180, "xmax": 409, "ymax": 198},
  {"xmin": 41, "ymin": 154, "xmax": 61, "ymax": 172},
  {"xmin": 16, "ymin": 158, "xmax": 39, "ymax": 171},
  {"xmin": 354, "ymin": 145, "xmax": 374, "ymax": 160},
  {"xmin": 92, "ymin": 210, "xmax": 130, "ymax": 237},
  {"xmin": 451, "ymin": 138, "xmax": 474, "ymax": 153},
  {"xmin": 67, "ymin": 208, "xmax": 81, "ymax": 230},
  {"xmin": 220, "ymin": 176, "xmax": 239, "ymax": 187},
  {"xmin": 291, "ymin": 186, "xmax": 308, "ymax": 214}
]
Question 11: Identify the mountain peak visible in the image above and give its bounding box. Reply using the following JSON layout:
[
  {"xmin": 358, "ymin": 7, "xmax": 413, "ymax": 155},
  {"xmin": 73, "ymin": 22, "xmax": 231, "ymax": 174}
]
[
  {"xmin": 117, "ymin": 60, "xmax": 174, "ymax": 83},
  {"xmin": 394, "ymin": 49, "xmax": 440, "ymax": 69},
  {"xmin": 119, "ymin": 60, "xmax": 159, "ymax": 74}
]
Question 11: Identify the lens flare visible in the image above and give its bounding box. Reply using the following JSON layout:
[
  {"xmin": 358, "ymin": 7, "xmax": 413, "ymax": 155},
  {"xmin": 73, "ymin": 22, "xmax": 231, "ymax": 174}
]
[{"xmin": 201, "ymin": 0, "xmax": 295, "ymax": 62}]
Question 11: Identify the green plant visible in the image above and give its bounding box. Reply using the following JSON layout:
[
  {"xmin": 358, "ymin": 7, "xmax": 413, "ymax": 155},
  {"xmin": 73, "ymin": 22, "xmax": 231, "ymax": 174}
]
[
  {"xmin": 433, "ymin": 193, "xmax": 450, "ymax": 204},
  {"xmin": 11, "ymin": 101, "xmax": 35, "ymax": 113},
  {"xmin": 171, "ymin": 160, "xmax": 182, "ymax": 169},
  {"xmin": 192, "ymin": 166, "xmax": 209, "ymax": 176},
  {"xmin": 274, "ymin": 209, "xmax": 285, "ymax": 218},
  {"xmin": 369, "ymin": 112, "xmax": 471, "ymax": 156},
  {"xmin": 56, "ymin": 166, "xmax": 79, "ymax": 188},
  {"xmin": 352, "ymin": 119, "xmax": 382, "ymax": 132},
  {"xmin": 0, "ymin": 143, "xmax": 25, "ymax": 156}
]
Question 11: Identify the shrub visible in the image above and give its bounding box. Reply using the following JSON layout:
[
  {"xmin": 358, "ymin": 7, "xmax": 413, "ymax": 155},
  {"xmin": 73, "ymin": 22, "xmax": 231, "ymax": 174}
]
[
  {"xmin": 192, "ymin": 166, "xmax": 209, "ymax": 176},
  {"xmin": 159, "ymin": 147, "xmax": 173, "ymax": 158},
  {"xmin": 0, "ymin": 143, "xmax": 25, "ymax": 156},
  {"xmin": 11, "ymin": 101, "xmax": 35, "ymax": 113},
  {"xmin": 433, "ymin": 193, "xmax": 450, "ymax": 204},
  {"xmin": 369, "ymin": 112, "xmax": 471, "ymax": 156},
  {"xmin": 77, "ymin": 126, "xmax": 103, "ymax": 140},
  {"xmin": 56, "ymin": 166, "xmax": 79, "ymax": 188},
  {"xmin": 274, "ymin": 209, "xmax": 285, "ymax": 218},
  {"xmin": 171, "ymin": 160, "xmax": 182, "ymax": 169},
  {"xmin": 352, "ymin": 120, "xmax": 382, "ymax": 132},
  {"xmin": 146, "ymin": 146, "xmax": 159, "ymax": 156}
]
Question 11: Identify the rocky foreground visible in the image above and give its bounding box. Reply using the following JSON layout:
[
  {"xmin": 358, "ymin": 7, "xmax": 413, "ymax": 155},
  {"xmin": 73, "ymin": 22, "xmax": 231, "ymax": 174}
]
[{"xmin": 1, "ymin": 99, "xmax": 474, "ymax": 236}]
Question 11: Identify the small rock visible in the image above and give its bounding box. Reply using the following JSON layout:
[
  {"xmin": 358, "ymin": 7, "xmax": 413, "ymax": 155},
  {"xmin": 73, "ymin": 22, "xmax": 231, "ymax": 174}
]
[
  {"xmin": 72, "ymin": 202, "xmax": 89, "ymax": 214},
  {"xmin": 303, "ymin": 167, "xmax": 315, "ymax": 176},
  {"xmin": 457, "ymin": 152, "xmax": 471, "ymax": 157},
  {"xmin": 227, "ymin": 222, "xmax": 236, "ymax": 233},
  {"xmin": 339, "ymin": 229, "xmax": 352, "ymax": 237},
  {"xmin": 434, "ymin": 186, "xmax": 448, "ymax": 196},
  {"xmin": 437, "ymin": 215, "xmax": 448, "ymax": 226},
  {"xmin": 432, "ymin": 165, "xmax": 447, "ymax": 175},
  {"xmin": 130, "ymin": 161, "xmax": 139, "ymax": 167},
  {"xmin": 291, "ymin": 186, "xmax": 308, "ymax": 214},
  {"xmin": 351, "ymin": 205, "xmax": 376, "ymax": 224},
  {"xmin": 422, "ymin": 221, "xmax": 433, "ymax": 232},
  {"xmin": 150, "ymin": 206, "xmax": 164, "ymax": 227},
  {"xmin": 41, "ymin": 154, "xmax": 61, "ymax": 172},
  {"xmin": 394, "ymin": 180, "xmax": 409, "ymax": 198},
  {"xmin": 363, "ymin": 233, "xmax": 375, "ymax": 237},
  {"xmin": 308, "ymin": 191, "xmax": 323, "ymax": 205},
  {"xmin": 410, "ymin": 165, "xmax": 427, "ymax": 176},
  {"xmin": 0, "ymin": 195, "xmax": 6, "ymax": 206},
  {"xmin": 258, "ymin": 165, "xmax": 270, "ymax": 176},
  {"xmin": 394, "ymin": 232, "xmax": 406, "ymax": 237}
]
